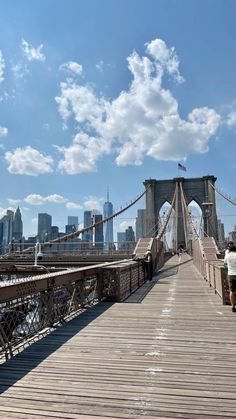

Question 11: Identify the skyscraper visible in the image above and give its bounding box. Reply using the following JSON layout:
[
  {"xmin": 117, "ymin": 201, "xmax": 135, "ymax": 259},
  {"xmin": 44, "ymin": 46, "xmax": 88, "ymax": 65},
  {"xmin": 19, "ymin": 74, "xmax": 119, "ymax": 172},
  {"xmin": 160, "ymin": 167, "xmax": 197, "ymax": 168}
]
[
  {"xmin": 68, "ymin": 216, "xmax": 78, "ymax": 229},
  {"xmin": 13, "ymin": 207, "xmax": 23, "ymax": 241},
  {"xmin": 0, "ymin": 210, "xmax": 14, "ymax": 253},
  {"xmin": 217, "ymin": 218, "xmax": 225, "ymax": 248},
  {"xmin": 93, "ymin": 214, "xmax": 104, "ymax": 249},
  {"xmin": 228, "ymin": 225, "xmax": 236, "ymax": 244},
  {"xmin": 65, "ymin": 224, "xmax": 76, "ymax": 234},
  {"xmin": 103, "ymin": 190, "xmax": 113, "ymax": 250},
  {"xmin": 38, "ymin": 213, "xmax": 52, "ymax": 241},
  {"xmin": 135, "ymin": 209, "xmax": 146, "ymax": 240},
  {"xmin": 125, "ymin": 226, "xmax": 135, "ymax": 242},
  {"xmin": 117, "ymin": 232, "xmax": 126, "ymax": 250},
  {"xmin": 82, "ymin": 211, "xmax": 93, "ymax": 242}
]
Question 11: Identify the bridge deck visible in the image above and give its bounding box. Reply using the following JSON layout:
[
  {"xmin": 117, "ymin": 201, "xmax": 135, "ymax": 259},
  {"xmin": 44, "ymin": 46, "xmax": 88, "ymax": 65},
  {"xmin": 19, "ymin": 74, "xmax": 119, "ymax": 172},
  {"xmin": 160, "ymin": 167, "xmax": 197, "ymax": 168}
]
[{"xmin": 0, "ymin": 255, "xmax": 236, "ymax": 418}]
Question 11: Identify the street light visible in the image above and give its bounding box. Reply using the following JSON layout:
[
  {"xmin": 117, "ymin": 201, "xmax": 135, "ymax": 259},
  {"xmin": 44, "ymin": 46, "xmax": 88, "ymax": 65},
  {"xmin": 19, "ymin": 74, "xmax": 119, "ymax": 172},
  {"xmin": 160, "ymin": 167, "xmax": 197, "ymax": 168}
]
[{"xmin": 34, "ymin": 241, "xmax": 43, "ymax": 266}]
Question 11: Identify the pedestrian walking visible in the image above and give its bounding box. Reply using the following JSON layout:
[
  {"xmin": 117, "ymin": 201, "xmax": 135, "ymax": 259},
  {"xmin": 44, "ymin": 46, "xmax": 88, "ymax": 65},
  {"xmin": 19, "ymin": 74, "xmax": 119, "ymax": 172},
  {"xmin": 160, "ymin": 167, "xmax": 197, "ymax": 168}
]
[
  {"xmin": 224, "ymin": 243, "xmax": 236, "ymax": 312},
  {"xmin": 225, "ymin": 241, "xmax": 234, "ymax": 257}
]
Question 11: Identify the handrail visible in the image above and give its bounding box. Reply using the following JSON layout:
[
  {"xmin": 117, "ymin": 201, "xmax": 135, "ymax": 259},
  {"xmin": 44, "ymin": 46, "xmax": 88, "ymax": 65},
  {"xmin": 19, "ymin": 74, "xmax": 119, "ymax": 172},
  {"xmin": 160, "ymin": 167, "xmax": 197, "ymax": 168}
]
[{"xmin": 0, "ymin": 258, "xmax": 147, "ymax": 361}]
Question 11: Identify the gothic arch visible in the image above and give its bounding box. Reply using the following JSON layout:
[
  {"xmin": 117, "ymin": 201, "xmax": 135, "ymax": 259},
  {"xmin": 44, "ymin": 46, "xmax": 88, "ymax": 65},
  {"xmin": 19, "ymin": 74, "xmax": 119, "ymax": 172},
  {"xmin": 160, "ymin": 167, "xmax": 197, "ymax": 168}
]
[{"xmin": 144, "ymin": 175, "xmax": 218, "ymax": 249}]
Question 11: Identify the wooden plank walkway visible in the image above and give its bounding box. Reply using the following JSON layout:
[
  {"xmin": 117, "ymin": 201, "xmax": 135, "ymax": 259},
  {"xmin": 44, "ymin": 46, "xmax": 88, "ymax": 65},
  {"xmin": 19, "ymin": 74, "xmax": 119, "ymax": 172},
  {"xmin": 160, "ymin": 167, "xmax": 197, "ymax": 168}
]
[{"xmin": 0, "ymin": 254, "xmax": 236, "ymax": 418}]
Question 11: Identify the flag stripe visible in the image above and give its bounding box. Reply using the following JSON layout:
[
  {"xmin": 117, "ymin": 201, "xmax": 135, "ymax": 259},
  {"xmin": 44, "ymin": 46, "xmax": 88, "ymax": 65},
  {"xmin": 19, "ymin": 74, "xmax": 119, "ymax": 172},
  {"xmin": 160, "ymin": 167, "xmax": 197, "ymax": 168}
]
[{"xmin": 178, "ymin": 163, "xmax": 187, "ymax": 171}]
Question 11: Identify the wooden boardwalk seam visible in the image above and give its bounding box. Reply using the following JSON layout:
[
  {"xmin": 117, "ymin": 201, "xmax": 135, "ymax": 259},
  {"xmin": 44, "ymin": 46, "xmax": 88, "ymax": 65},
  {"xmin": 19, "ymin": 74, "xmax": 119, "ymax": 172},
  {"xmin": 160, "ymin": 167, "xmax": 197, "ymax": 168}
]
[{"xmin": 0, "ymin": 254, "xmax": 236, "ymax": 418}]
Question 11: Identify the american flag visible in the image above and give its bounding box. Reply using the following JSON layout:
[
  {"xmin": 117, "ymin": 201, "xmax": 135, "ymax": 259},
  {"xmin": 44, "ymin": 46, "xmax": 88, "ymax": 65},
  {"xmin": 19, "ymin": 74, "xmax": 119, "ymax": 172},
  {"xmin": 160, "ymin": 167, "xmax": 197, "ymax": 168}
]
[{"xmin": 178, "ymin": 163, "xmax": 187, "ymax": 172}]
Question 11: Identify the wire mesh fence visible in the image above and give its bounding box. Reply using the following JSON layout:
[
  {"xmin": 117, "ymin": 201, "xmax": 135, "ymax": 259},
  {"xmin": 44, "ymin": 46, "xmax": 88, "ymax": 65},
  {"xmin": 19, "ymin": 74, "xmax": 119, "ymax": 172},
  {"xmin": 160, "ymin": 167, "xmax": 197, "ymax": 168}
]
[{"xmin": 0, "ymin": 270, "xmax": 99, "ymax": 361}]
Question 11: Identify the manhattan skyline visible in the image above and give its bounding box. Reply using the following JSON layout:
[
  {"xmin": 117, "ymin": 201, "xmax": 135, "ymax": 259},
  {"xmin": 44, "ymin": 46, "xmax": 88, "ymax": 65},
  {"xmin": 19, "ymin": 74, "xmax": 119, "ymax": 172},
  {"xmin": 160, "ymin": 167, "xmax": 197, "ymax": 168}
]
[{"xmin": 0, "ymin": 1, "xmax": 236, "ymax": 237}]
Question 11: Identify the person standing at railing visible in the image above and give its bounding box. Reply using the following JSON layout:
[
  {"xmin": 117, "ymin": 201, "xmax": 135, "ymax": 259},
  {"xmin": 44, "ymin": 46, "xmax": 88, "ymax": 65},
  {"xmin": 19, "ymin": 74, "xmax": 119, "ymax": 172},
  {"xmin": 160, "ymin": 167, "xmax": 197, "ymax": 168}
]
[
  {"xmin": 224, "ymin": 243, "xmax": 236, "ymax": 312},
  {"xmin": 143, "ymin": 250, "xmax": 153, "ymax": 282}
]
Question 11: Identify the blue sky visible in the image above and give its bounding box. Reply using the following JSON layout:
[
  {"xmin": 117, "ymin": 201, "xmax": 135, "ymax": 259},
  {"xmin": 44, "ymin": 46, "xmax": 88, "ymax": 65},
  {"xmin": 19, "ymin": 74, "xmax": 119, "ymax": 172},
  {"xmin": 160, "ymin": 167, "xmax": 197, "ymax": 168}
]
[{"xmin": 0, "ymin": 0, "xmax": 236, "ymax": 239}]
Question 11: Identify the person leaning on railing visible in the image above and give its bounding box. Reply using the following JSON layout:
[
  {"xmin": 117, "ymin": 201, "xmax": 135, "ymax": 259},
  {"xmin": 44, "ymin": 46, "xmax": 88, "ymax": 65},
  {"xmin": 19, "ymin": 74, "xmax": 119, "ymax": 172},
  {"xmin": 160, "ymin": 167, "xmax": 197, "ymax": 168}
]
[
  {"xmin": 143, "ymin": 250, "xmax": 153, "ymax": 282},
  {"xmin": 224, "ymin": 243, "xmax": 236, "ymax": 312}
]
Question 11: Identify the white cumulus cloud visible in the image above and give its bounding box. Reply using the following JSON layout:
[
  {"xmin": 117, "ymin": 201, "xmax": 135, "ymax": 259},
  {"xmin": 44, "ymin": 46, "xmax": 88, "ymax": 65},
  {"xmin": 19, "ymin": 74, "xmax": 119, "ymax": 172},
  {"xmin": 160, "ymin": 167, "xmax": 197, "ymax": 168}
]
[
  {"xmin": 5, "ymin": 146, "xmax": 54, "ymax": 176},
  {"xmin": 146, "ymin": 38, "xmax": 184, "ymax": 84},
  {"xmin": 0, "ymin": 51, "xmax": 5, "ymax": 83},
  {"xmin": 24, "ymin": 194, "xmax": 44, "ymax": 205},
  {"xmin": 55, "ymin": 81, "xmax": 107, "ymax": 128},
  {"xmin": 46, "ymin": 194, "xmax": 67, "ymax": 203},
  {"xmin": 60, "ymin": 61, "xmax": 83, "ymax": 76},
  {"xmin": 57, "ymin": 132, "xmax": 110, "ymax": 174},
  {"xmin": 226, "ymin": 111, "xmax": 236, "ymax": 127},
  {"xmin": 24, "ymin": 193, "xmax": 67, "ymax": 205},
  {"xmin": 12, "ymin": 62, "xmax": 30, "ymax": 80},
  {"xmin": 21, "ymin": 39, "xmax": 45, "ymax": 62},
  {"xmin": 83, "ymin": 195, "xmax": 103, "ymax": 211},
  {"xmin": 55, "ymin": 38, "xmax": 220, "ymax": 172},
  {"xmin": 66, "ymin": 201, "xmax": 82, "ymax": 210}
]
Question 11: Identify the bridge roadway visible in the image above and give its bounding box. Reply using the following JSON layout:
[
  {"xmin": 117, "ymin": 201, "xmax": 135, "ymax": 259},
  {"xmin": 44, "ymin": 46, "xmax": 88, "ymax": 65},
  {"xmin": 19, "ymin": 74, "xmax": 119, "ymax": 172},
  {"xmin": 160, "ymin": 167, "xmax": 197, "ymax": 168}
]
[{"xmin": 0, "ymin": 254, "xmax": 236, "ymax": 418}]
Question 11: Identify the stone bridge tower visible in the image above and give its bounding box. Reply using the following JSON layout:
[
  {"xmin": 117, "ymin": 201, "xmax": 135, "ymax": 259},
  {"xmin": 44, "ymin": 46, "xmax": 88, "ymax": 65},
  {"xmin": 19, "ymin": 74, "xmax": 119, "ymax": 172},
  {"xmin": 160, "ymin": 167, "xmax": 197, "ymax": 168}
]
[{"xmin": 144, "ymin": 175, "xmax": 218, "ymax": 249}]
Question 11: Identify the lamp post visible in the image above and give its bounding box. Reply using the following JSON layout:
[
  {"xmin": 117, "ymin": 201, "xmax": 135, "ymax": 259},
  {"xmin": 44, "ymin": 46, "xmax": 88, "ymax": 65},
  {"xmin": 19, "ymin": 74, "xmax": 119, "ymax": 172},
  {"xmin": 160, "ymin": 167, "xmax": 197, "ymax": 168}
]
[{"xmin": 34, "ymin": 241, "xmax": 43, "ymax": 266}]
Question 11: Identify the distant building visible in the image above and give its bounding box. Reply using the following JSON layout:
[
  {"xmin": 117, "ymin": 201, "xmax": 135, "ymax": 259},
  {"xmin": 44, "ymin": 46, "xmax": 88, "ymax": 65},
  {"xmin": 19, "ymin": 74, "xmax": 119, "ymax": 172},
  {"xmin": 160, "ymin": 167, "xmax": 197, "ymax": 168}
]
[
  {"xmin": 65, "ymin": 224, "xmax": 76, "ymax": 234},
  {"xmin": 228, "ymin": 225, "xmax": 236, "ymax": 244},
  {"xmin": 64, "ymin": 224, "xmax": 81, "ymax": 250},
  {"xmin": 103, "ymin": 191, "xmax": 113, "ymax": 250},
  {"xmin": 12, "ymin": 206, "xmax": 23, "ymax": 241},
  {"xmin": 66, "ymin": 216, "xmax": 79, "ymax": 252},
  {"xmin": 82, "ymin": 211, "xmax": 93, "ymax": 242},
  {"xmin": 93, "ymin": 214, "xmax": 104, "ymax": 249},
  {"xmin": 48, "ymin": 226, "xmax": 59, "ymax": 240},
  {"xmin": 38, "ymin": 213, "xmax": 52, "ymax": 241},
  {"xmin": 125, "ymin": 226, "xmax": 135, "ymax": 242},
  {"xmin": 217, "ymin": 219, "xmax": 225, "ymax": 248},
  {"xmin": 0, "ymin": 222, "xmax": 3, "ymax": 253},
  {"xmin": 117, "ymin": 232, "xmax": 126, "ymax": 250},
  {"xmin": 124, "ymin": 226, "xmax": 135, "ymax": 251},
  {"xmin": 68, "ymin": 216, "xmax": 78, "ymax": 230},
  {"xmin": 0, "ymin": 210, "xmax": 14, "ymax": 253},
  {"xmin": 135, "ymin": 209, "xmax": 146, "ymax": 240}
]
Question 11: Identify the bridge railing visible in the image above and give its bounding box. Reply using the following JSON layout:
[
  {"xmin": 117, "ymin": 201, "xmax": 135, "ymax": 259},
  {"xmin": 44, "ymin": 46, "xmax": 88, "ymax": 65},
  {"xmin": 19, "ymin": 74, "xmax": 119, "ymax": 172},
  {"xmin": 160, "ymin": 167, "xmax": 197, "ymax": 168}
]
[
  {"xmin": 1, "ymin": 241, "xmax": 136, "ymax": 257},
  {"xmin": 192, "ymin": 237, "xmax": 230, "ymax": 305},
  {"xmin": 0, "ymin": 264, "xmax": 103, "ymax": 361},
  {"xmin": 0, "ymin": 240, "xmax": 167, "ymax": 361}
]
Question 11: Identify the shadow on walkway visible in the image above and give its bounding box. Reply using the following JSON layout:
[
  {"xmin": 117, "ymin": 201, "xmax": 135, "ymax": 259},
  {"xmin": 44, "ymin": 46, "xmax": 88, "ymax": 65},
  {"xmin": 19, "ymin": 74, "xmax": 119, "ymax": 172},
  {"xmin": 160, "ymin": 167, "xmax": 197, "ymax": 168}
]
[
  {"xmin": 125, "ymin": 257, "xmax": 193, "ymax": 303},
  {"xmin": 0, "ymin": 301, "xmax": 113, "ymax": 394}
]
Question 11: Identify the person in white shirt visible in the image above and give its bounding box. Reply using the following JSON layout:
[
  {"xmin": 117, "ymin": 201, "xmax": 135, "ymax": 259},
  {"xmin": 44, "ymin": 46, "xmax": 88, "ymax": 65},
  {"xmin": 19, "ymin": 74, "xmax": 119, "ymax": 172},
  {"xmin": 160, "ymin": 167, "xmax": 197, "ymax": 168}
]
[
  {"xmin": 225, "ymin": 241, "xmax": 234, "ymax": 257},
  {"xmin": 224, "ymin": 243, "xmax": 236, "ymax": 312}
]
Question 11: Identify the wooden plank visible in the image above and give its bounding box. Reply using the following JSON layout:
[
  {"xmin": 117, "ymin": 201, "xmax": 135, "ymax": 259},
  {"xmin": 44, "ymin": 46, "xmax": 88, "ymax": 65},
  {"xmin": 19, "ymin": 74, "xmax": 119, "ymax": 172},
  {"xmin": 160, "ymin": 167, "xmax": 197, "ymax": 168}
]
[{"xmin": 1, "ymin": 254, "xmax": 236, "ymax": 417}]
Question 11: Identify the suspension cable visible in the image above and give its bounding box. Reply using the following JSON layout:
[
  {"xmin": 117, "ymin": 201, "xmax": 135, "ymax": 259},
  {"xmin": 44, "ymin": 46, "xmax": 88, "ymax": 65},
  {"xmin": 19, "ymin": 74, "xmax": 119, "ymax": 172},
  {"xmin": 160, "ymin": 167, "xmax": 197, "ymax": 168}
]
[
  {"xmin": 22, "ymin": 185, "xmax": 151, "ymax": 254},
  {"xmin": 179, "ymin": 182, "xmax": 199, "ymax": 239},
  {"xmin": 158, "ymin": 215, "xmax": 170, "ymax": 251},
  {"xmin": 209, "ymin": 182, "xmax": 236, "ymax": 206},
  {"xmin": 156, "ymin": 184, "xmax": 177, "ymax": 240},
  {"xmin": 179, "ymin": 182, "xmax": 189, "ymax": 247}
]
